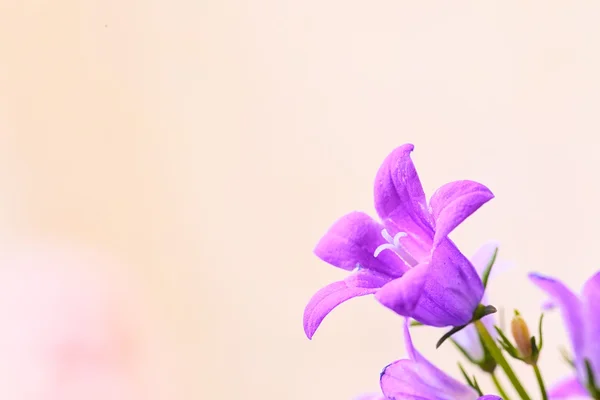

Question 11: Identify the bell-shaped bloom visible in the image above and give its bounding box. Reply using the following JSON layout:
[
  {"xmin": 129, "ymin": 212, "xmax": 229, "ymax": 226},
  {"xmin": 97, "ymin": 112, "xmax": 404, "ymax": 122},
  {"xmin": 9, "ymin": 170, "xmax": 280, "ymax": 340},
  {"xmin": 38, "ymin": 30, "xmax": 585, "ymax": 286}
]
[
  {"xmin": 529, "ymin": 271, "xmax": 600, "ymax": 398},
  {"xmin": 451, "ymin": 242, "xmax": 503, "ymax": 364},
  {"xmin": 303, "ymin": 144, "xmax": 494, "ymax": 338},
  {"xmin": 379, "ymin": 320, "xmax": 502, "ymax": 400}
]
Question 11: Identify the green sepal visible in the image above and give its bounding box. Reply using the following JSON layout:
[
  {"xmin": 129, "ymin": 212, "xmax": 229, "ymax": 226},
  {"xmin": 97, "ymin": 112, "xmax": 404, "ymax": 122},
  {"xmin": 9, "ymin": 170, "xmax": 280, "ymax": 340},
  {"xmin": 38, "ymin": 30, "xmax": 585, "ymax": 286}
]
[
  {"xmin": 584, "ymin": 359, "xmax": 600, "ymax": 399},
  {"xmin": 528, "ymin": 313, "xmax": 545, "ymax": 364},
  {"xmin": 481, "ymin": 246, "xmax": 499, "ymax": 290},
  {"xmin": 537, "ymin": 313, "xmax": 545, "ymax": 352},
  {"xmin": 436, "ymin": 305, "xmax": 497, "ymax": 349},
  {"xmin": 451, "ymin": 338, "xmax": 497, "ymax": 373},
  {"xmin": 495, "ymin": 325, "xmax": 519, "ymax": 359},
  {"xmin": 458, "ymin": 363, "xmax": 483, "ymax": 396}
]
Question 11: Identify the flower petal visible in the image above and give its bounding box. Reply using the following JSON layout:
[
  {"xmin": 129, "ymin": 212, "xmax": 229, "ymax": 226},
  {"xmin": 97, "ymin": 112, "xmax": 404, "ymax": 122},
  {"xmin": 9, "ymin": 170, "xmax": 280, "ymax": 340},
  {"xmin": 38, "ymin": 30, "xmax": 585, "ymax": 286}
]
[
  {"xmin": 547, "ymin": 376, "xmax": 588, "ymax": 398},
  {"xmin": 478, "ymin": 397, "xmax": 502, "ymax": 400},
  {"xmin": 529, "ymin": 273, "xmax": 584, "ymax": 362},
  {"xmin": 375, "ymin": 263, "xmax": 429, "ymax": 319},
  {"xmin": 303, "ymin": 281, "xmax": 377, "ymax": 339},
  {"xmin": 354, "ymin": 394, "xmax": 385, "ymax": 400},
  {"xmin": 429, "ymin": 180, "xmax": 494, "ymax": 247},
  {"xmin": 344, "ymin": 268, "xmax": 393, "ymax": 289},
  {"xmin": 373, "ymin": 144, "xmax": 433, "ymax": 238},
  {"xmin": 582, "ymin": 271, "xmax": 600, "ymax": 383},
  {"xmin": 410, "ymin": 239, "xmax": 483, "ymax": 327},
  {"xmin": 379, "ymin": 321, "xmax": 478, "ymax": 400},
  {"xmin": 380, "ymin": 360, "xmax": 478, "ymax": 400},
  {"xmin": 314, "ymin": 211, "xmax": 407, "ymax": 277}
]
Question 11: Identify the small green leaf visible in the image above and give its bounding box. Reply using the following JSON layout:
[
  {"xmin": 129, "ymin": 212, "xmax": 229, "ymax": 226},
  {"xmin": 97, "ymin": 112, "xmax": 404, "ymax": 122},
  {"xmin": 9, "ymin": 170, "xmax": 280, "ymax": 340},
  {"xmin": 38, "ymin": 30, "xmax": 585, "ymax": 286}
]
[
  {"xmin": 481, "ymin": 246, "xmax": 499, "ymax": 289},
  {"xmin": 410, "ymin": 320, "xmax": 424, "ymax": 327},
  {"xmin": 458, "ymin": 363, "xmax": 474, "ymax": 387},
  {"xmin": 584, "ymin": 359, "xmax": 600, "ymax": 398},
  {"xmin": 494, "ymin": 326, "xmax": 519, "ymax": 359},
  {"xmin": 537, "ymin": 313, "xmax": 545, "ymax": 352},
  {"xmin": 451, "ymin": 339, "xmax": 477, "ymax": 364},
  {"xmin": 530, "ymin": 337, "xmax": 539, "ymax": 363},
  {"xmin": 458, "ymin": 363, "xmax": 483, "ymax": 396},
  {"xmin": 472, "ymin": 376, "xmax": 484, "ymax": 396}
]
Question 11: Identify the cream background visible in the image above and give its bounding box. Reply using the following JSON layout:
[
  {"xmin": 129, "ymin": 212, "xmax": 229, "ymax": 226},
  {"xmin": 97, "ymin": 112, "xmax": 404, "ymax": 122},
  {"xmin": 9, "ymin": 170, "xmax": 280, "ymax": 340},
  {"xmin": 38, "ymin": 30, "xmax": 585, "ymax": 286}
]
[{"xmin": 0, "ymin": 1, "xmax": 599, "ymax": 399}]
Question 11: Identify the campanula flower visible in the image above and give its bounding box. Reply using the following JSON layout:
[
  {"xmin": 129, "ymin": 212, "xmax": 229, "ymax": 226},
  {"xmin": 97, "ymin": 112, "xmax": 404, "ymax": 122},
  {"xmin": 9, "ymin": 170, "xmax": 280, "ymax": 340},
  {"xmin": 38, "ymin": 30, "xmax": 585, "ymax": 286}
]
[
  {"xmin": 379, "ymin": 320, "xmax": 502, "ymax": 400},
  {"xmin": 529, "ymin": 271, "xmax": 600, "ymax": 398},
  {"xmin": 303, "ymin": 144, "xmax": 494, "ymax": 338}
]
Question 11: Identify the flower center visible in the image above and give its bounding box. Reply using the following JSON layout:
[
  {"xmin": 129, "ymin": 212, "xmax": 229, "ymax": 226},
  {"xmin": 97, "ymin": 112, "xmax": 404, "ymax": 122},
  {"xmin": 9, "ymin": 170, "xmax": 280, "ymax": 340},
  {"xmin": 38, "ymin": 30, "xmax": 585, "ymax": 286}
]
[{"xmin": 374, "ymin": 229, "xmax": 420, "ymax": 267}]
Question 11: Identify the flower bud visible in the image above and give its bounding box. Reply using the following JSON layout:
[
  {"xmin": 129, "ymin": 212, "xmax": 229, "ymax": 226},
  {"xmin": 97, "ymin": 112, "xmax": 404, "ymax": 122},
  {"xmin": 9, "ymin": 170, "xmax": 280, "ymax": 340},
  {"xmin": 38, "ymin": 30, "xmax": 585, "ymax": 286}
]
[{"xmin": 511, "ymin": 313, "xmax": 533, "ymax": 363}]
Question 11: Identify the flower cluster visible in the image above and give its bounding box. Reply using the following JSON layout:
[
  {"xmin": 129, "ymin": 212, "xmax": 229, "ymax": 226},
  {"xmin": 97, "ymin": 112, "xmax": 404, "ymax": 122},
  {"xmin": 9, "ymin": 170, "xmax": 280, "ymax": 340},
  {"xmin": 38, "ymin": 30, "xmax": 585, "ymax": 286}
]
[{"xmin": 303, "ymin": 144, "xmax": 600, "ymax": 400}]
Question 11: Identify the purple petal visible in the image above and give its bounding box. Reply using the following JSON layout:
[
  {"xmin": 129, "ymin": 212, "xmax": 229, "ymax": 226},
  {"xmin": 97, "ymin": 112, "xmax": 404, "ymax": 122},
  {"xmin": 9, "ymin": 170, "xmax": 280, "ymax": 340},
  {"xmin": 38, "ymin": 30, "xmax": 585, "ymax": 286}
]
[
  {"xmin": 314, "ymin": 211, "xmax": 407, "ymax": 277},
  {"xmin": 582, "ymin": 271, "xmax": 600, "ymax": 383},
  {"xmin": 344, "ymin": 268, "xmax": 393, "ymax": 289},
  {"xmin": 547, "ymin": 376, "xmax": 588, "ymax": 398},
  {"xmin": 354, "ymin": 394, "xmax": 385, "ymax": 400},
  {"xmin": 409, "ymin": 239, "xmax": 483, "ymax": 327},
  {"xmin": 429, "ymin": 180, "xmax": 494, "ymax": 247},
  {"xmin": 529, "ymin": 273, "xmax": 584, "ymax": 361},
  {"xmin": 375, "ymin": 263, "xmax": 429, "ymax": 319},
  {"xmin": 478, "ymin": 397, "xmax": 502, "ymax": 400},
  {"xmin": 380, "ymin": 360, "xmax": 479, "ymax": 400},
  {"xmin": 373, "ymin": 144, "xmax": 433, "ymax": 239},
  {"xmin": 303, "ymin": 280, "xmax": 377, "ymax": 339},
  {"xmin": 402, "ymin": 317, "xmax": 423, "ymax": 361},
  {"xmin": 380, "ymin": 321, "xmax": 478, "ymax": 400}
]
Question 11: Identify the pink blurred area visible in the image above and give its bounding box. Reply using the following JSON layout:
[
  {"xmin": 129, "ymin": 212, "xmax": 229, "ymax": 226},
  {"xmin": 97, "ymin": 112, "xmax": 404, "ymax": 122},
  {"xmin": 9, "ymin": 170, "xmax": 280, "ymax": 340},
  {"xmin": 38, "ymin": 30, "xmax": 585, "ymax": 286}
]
[{"xmin": 0, "ymin": 241, "xmax": 143, "ymax": 400}]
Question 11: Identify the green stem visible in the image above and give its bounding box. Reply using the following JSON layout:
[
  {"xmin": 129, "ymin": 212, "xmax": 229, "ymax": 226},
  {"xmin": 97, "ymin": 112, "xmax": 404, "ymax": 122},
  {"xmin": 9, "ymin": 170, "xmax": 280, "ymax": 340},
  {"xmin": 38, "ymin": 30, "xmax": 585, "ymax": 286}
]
[
  {"xmin": 533, "ymin": 364, "xmax": 548, "ymax": 400},
  {"xmin": 491, "ymin": 372, "xmax": 510, "ymax": 400},
  {"xmin": 475, "ymin": 320, "xmax": 531, "ymax": 400}
]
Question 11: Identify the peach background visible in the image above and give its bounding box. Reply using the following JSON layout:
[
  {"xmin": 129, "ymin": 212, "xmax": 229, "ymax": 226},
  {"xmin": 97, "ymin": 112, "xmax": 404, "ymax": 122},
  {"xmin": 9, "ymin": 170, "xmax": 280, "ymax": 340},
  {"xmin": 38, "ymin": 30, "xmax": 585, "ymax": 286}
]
[{"xmin": 1, "ymin": 1, "xmax": 599, "ymax": 399}]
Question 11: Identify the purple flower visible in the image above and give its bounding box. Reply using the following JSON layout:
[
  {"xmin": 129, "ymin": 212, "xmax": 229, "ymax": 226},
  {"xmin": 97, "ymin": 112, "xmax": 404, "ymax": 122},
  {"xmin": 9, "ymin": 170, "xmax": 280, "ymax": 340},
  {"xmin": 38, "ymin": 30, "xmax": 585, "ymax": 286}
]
[
  {"xmin": 303, "ymin": 144, "xmax": 494, "ymax": 338},
  {"xmin": 529, "ymin": 271, "xmax": 600, "ymax": 398},
  {"xmin": 379, "ymin": 320, "xmax": 502, "ymax": 400}
]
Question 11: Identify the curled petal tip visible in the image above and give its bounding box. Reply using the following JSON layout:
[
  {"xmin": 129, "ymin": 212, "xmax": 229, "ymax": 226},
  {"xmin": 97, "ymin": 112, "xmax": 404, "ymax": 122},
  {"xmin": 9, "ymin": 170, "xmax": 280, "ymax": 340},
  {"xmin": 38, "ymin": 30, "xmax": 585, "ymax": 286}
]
[
  {"xmin": 528, "ymin": 272, "xmax": 550, "ymax": 282},
  {"xmin": 379, "ymin": 362, "xmax": 394, "ymax": 379},
  {"xmin": 430, "ymin": 180, "xmax": 495, "ymax": 247}
]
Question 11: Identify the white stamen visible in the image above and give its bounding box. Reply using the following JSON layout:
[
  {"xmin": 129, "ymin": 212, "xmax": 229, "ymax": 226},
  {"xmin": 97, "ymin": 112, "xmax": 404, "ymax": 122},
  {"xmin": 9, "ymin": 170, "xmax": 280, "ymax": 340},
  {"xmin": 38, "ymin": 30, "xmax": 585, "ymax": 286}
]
[
  {"xmin": 373, "ymin": 230, "xmax": 419, "ymax": 267},
  {"xmin": 381, "ymin": 229, "xmax": 394, "ymax": 243},
  {"xmin": 392, "ymin": 232, "xmax": 407, "ymax": 247},
  {"xmin": 374, "ymin": 243, "xmax": 397, "ymax": 258}
]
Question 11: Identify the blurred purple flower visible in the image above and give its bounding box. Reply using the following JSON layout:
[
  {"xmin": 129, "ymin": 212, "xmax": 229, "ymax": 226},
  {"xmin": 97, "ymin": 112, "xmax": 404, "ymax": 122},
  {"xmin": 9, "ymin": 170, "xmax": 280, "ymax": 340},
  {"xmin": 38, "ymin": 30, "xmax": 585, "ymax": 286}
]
[
  {"xmin": 304, "ymin": 144, "xmax": 494, "ymax": 338},
  {"xmin": 529, "ymin": 271, "xmax": 600, "ymax": 398},
  {"xmin": 379, "ymin": 320, "xmax": 501, "ymax": 400}
]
